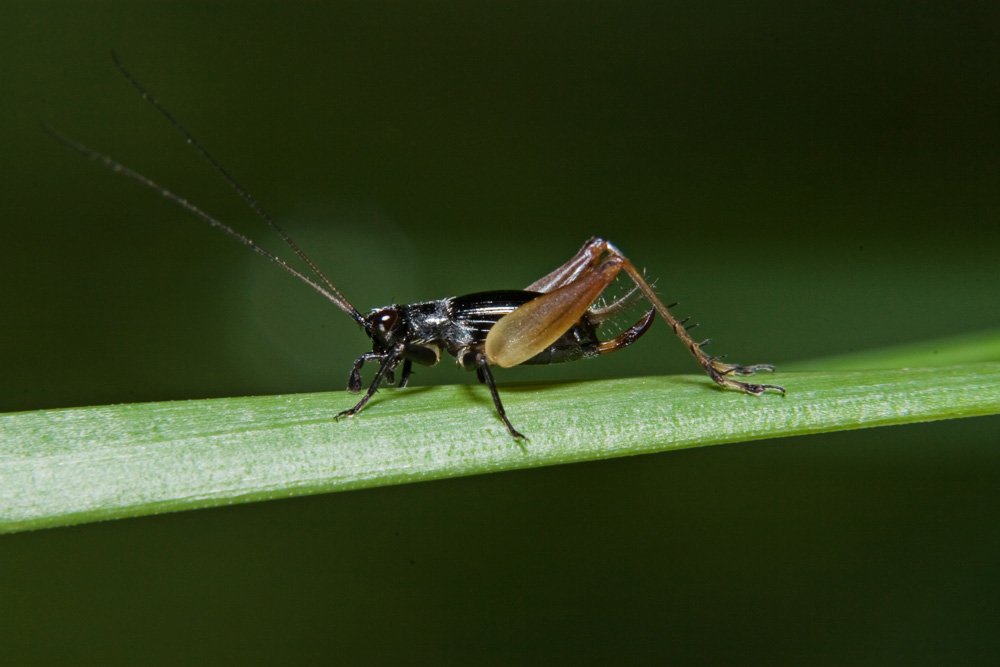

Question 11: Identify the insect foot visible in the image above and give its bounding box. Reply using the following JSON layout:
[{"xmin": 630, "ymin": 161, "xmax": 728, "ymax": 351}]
[{"xmin": 707, "ymin": 359, "xmax": 786, "ymax": 396}]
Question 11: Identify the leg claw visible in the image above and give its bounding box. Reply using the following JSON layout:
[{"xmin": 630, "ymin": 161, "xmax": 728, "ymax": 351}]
[{"xmin": 708, "ymin": 360, "xmax": 785, "ymax": 396}]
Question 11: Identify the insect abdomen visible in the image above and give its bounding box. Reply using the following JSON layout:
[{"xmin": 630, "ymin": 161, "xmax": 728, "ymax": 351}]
[{"xmin": 449, "ymin": 291, "xmax": 601, "ymax": 365}]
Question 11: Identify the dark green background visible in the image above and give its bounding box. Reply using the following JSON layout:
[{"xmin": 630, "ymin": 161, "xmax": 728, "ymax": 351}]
[{"xmin": 3, "ymin": 2, "xmax": 998, "ymax": 664}]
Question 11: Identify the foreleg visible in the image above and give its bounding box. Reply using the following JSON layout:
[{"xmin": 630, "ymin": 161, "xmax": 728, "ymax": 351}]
[
  {"xmin": 338, "ymin": 343, "xmax": 406, "ymax": 419},
  {"xmin": 347, "ymin": 352, "xmax": 386, "ymax": 393}
]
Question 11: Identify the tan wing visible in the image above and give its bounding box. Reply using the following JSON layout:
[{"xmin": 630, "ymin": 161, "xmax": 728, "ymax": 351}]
[{"xmin": 486, "ymin": 262, "xmax": 617, "ymax": 368}]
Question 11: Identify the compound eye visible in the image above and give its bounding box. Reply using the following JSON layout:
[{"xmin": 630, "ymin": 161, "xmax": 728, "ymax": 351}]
[{"xmin": 375, "ymin": 309, "xmax": 398, "ymax": 334}]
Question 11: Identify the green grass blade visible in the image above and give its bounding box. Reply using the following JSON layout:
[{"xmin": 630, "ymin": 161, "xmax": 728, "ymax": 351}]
[
  {"xmin": 788, "ymin": 329, "xmax": 1000, "ymax": 371},
  {"xmin": 3, "ymin": 362, "xmax": 999, "ymax": 534}
]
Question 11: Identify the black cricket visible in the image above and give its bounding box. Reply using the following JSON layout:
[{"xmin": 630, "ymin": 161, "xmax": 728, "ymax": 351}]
[{"xmin": 47, "ymin": 55, "xmax": 785, "ymax": 439}]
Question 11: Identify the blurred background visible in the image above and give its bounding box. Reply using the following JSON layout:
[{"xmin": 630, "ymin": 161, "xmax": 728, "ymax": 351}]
[{"xmin": 2, "ymin": 2, "xmax": 998, "ymax": 664}]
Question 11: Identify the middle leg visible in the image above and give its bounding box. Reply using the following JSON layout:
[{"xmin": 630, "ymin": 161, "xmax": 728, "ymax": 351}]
[{"xmin": 476, "ymin": 355, "xmax": 526, "ymax": 439}]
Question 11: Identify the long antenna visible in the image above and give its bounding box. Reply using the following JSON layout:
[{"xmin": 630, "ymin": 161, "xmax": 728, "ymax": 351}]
[
  {"xmin": 49, "ymin": 52, "xmax": 366, "ymax": 326},
  {"xmin": 42, "ymin": 121, "xmax": 362, "ymax": 323}
]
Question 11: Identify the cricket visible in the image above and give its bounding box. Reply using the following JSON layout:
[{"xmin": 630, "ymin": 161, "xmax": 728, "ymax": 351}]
[{"xmin": 46, "ymin": 54, "xmax": 785, "ymax": 439}]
